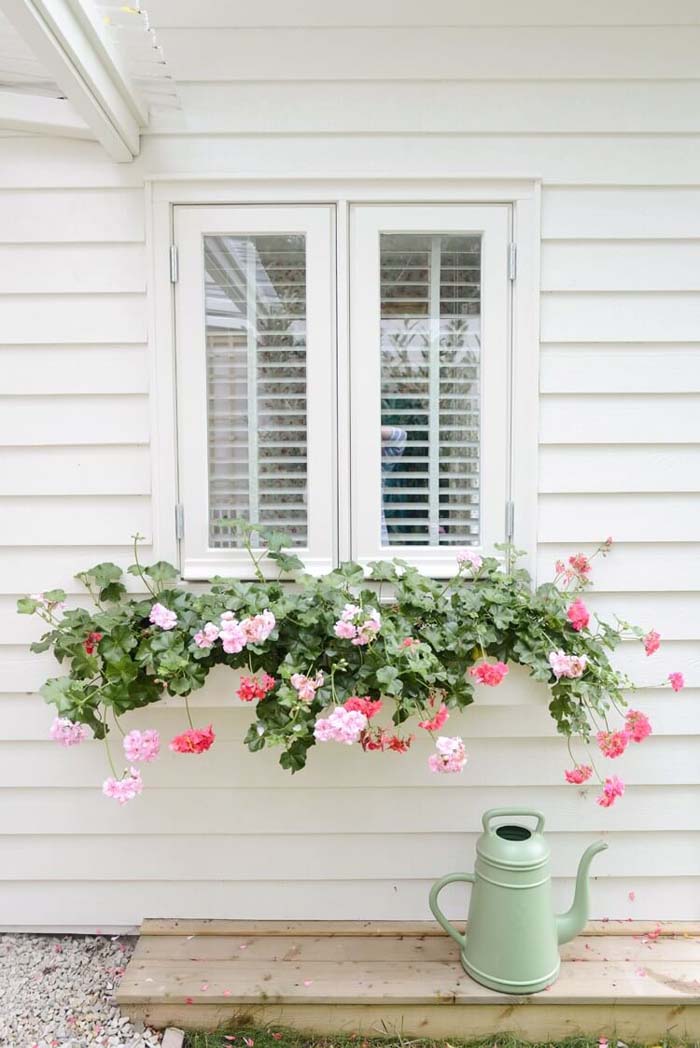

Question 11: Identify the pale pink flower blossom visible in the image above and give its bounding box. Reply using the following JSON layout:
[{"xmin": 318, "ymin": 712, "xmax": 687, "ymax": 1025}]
[
  {"xmin": 291, "ymin": 671, "xmax": 324, "ymax": 702},
  {"xmin": 456, "ymin": 549, "xmax": 483, "ymax": 571},
  {"xmin": 548, "ymin": 650, "xmax": 588, "ymax": 679},
  {"xmin": 596, "ymin": 775, "xmax": 625, "ymax": 808},
  {"xmin": 668, "ymin": 672, "xmax": 685, "ymax": 692},
  {"xmin": 643, "ymin": 629, "xmax": 660, "ymax": 656},
  {"xmin": 333, "ymin": 604, "xmax": 381, "ymax": 645},
  {"xmin": 241, "ymin": 609, "xmax": 276, "ymax": 644},
  {"xmin": 428, "ymin": 736, "xmax": 467, "ymax": 774},
  {"xmin": 102, "ymin": 767, "xmax": 143, "ymax": 805},
  {"xmin": 149, "ymin": 603, "xmax": 177, "ymax": 631},
  {"xmin": 313, "ymin": 706, "xmax": 368, "ymax": 744},
  {"xmin": 123, "ymin": 729, "xmax": 160, "ymax": 763},
  {"xmin": 31, "ymin": 592, "xmax": 67, "ymax": 614},
  {"xmin": 564, "ymin": 764, "xmax": 593, "ymax": 785},
  {"xmin": 334, "ymin": 619, "xmax": 357, "ymax": 640},
  {"xmin": 597, "ymin": 729, "xmax": 630, "ymax": 759},
  {"xmin": 625, "ymin": 709, "xmax": 652, "ymax": 743},
  {"xmin": 194, "ymin": 622, "xmax": 220, "ymax": 649},
  {"xmin": 50, "ymin": 716, "xmax": 89, "ymax": 747},
  {"xmin": 219, "ymin": 613, "xmax": 247, "ymax": 654}
]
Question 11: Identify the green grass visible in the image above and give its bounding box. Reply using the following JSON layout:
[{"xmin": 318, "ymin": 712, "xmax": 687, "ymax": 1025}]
[{"xmin": 184, "ymin": 1028, "xmax": 687, "ymax": 1048}]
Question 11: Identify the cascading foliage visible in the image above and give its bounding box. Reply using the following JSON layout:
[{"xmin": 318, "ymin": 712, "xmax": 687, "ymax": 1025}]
[{"xmin": 19, "ymin": 524, "xmax": 682, "ymax": 807}]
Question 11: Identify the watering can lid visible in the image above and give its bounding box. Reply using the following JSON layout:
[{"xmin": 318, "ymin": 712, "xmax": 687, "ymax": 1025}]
[{"xmin": 477, "ymin": 808, "xmax": 550, "ymax": 869}]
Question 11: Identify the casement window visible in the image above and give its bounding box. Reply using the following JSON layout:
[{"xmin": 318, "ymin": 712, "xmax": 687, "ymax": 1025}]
[{"xmin": 173, "ymin": 201, "xmax": 515, "ymax": 579}]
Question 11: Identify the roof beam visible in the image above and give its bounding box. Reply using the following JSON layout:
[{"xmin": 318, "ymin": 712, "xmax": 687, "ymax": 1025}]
[
  {"xmin": 0, "ymin": 88, "xmax": 91, "ymax": 137},
  {"xmin": 0, "ymin": 0, "xmax": 146, "ymax": 160}
]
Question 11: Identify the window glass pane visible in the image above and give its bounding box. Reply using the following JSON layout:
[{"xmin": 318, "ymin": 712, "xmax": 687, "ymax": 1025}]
[
  {"xmin": 380, "ymin": 233, "xmax": 481, "ymax": 547},
  {"xmin": 204, "ymin": 234, "xmax": 307, "ymax": 547}
]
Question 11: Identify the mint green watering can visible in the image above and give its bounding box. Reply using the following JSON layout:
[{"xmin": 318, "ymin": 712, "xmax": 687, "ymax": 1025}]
[{"xmin": 429, "ymin": 808, "xmax": 607, "ymax": 994}]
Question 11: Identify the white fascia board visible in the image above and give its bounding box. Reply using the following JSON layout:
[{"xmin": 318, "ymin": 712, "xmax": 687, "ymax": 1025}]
[
  {"xmin": 0, "ymin": 0, "xmax": 146, "ymax": 160},
  {"xmin": 0, "ymin": 88, "xmax": 91, "ymax": 137}
]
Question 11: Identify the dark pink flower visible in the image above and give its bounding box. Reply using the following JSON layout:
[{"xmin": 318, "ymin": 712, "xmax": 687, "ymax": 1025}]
[
  {"xmin": 597, "ymin": 729, "xmax": 630, "ymax": 759},
  {"xmin": 344, "ymin": 696, "xmax": 383, "ymax": 719},
  {"xmin": 169, "ymin": 724, "xmax": 215, "ymax": 754},
  {"xmin": 237, "ymin": 673, "xmax": 276, "ymax": 702},
  {"xmin": 625, "ymin": 709, "xmax": 652, "ymax": 743},
  {"xmin": 566, "ymin": 598, "xmax": 590, "ymax": 632},
  {"xmin": 418, "ymin": 703, "xmax": 449, "ymax": 732},
  {"xmin": 643, "ymin": 629, "xmax": 660, "ymax": 656},
  {"xmin": 668, "ymin": 672, "xmax": 685, "ymax": 692},
  {"xmin": 597, "ymin": 775, "xmax": 624, "ymax": 808},
  {"xmin": 83, "ymin": 631, "xmax": 103, "ymax": 655},
  {"xmin": 469, "ymin": 660, "xmax": 509, "ymax": 686},
  {"xmin": 564, "ymin": 764, "xmax": 593, "ymax": 785}
]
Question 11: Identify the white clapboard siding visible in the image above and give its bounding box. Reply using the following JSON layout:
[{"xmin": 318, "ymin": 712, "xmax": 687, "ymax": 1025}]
[
  {"xmin": 541, "ymin": 242, "xmax": 700, "ymax": 292},
  {"xmin": 0, "ymin": 877, "xmax": 696, "ymax": 929},
  {"xmin": 143, "ymin": 0, "xmax": 700, "ymax": 28},
  {"xmin": 542, "ymin": 188, "xmax": 700, "ymax": 240},
  {"xmin": 540, "ymin": 346, "xmax": 700, "ymax": 394},
  {"xmin": 0, "ymin": 347, "xmax": 149, "ymax": 395},
  {"xmin": 0, "ymin": 140, "xmax": 146, "ymax": 190},
  {"xmin": 0, "ymin": 446, "xmax": 151, "ymax": 496},
  {"xmin": 537, "ymin": 544, "xmax": 700, "ymax": 593},
  {"xmin": 0, "ymin": 189, "xmax": 144, "ymax": 242},
  {"xmin": 0, "ymin": 244, "xmax": 146, "ymax": 294},
  {"xmin": 0, "ymin": 497, "xmax": 151, "ymax": 548},
  {"xmin": 539, "ymin": 445, "xmax": 700, "ymax": 493},
  {"xmin": 0, "ymin": 395, "xmax": 149, "ymax": 446},
  {"xmin": 152, "ymin": 81, "xmax": 700, "ymax": 136},
  {"xmin": 541, "ymin": 293, "xmax": 700, "ymax": 343},
  {"xmin": 154, "ymin": 27, "xmax": 700, "ymax": 81},
  {"xmin": 0, "ymin": 547, "xmax": 152, "ymax": 594},
  {"xmin": 0, "ymin": 294, "xmax": 146, "ymax": 344},
  {"xmin": 539, "ymin": 494, "xmax": 700, "ymax": 543},
  {"xmin": 540, "ymin": 395, "xmax": 700, "ymax": 444},
  {"xmin": 3, "ymin": 832, "xmax": 698, "ymax": 880}
]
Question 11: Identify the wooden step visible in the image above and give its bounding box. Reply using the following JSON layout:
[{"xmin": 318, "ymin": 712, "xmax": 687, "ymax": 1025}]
[{"xmin": 117, "ymin": 920, "xmax": 700, "ymax": 1040}]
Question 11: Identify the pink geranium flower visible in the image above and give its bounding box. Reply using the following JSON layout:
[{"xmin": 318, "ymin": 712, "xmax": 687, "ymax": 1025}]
[
  {"xmin": 564, "ymin": 764, "xmax": 593, "ymax": 785},
  {"xmin": 418, "ymin": 703, "xmax": 449, "ymax": 731},
  {"xmin": 83, "ymin": 631, "xmax": 103, "ymax": 655},
  {"xmin": 343, "ymin": 696, "xmax": 382, "ymax": 719},
  {"xmin": 428, "ymin": 736, "xmax": 467, "ymax": 774},
  {"xmin": 548, "ymin": 650, "xmax": 588, "ymax": 679},
  {"xmin": 596, "ymin": 775, "xmax": 625, "ymax": 808},
  {"xmin": 102, "ymin": 767, "xmax": 143, "ymax": 805},
  {"xmin": 314, "ymin": 707, "xmax": 367, "ymax": 744},
  {"xmin": 643, "ymin": 629, "xmax": 660, "ymax": 656},
  {"xmin": 123, "ymin": 729, "xmax": 160, "ymax": 763},
  {"xmin": 566, "ymin": 598, "xmax": 590, "ymax": 632},
  {"xmin": 219, "ymin": 612, "xmax": 247, "ymax": 654},
  {"xmin": 237, "ymin": 673, "xmax": 276, "ymax": 702},
  {"xmin": 625, "ymin": 709, "xmax": 652, "ymax": 743},
  {"xmin": 291, "ymin": 671, "xmax": 324, "ymax": 702},
  {"xmin": 668, "ymin": 672, "xmax": 685, "ymax": 692},
  {"xmin": 50, "ymin": 716, "xmax": 89, "ymax": 747},
  {"xmin": 194, "ymin": 622, "xmax": 220, "ymax": 649},
  {"xmin": 456, "ymin": 549, "xmax": 483, "ymax": 571},
  {"xmin": 169, "ymin": 725, "xmax": 215, "ymax": 754},
  {"xmin": 240, "ymin": 610, "xmax": 276, "ymax": 644},
  {"xmin": 149, "ymin": 602, "xmax": 177, "ymax": 630},
  {"xmin": 333, "ymin": 604, "xmax": 381, "ymax": 646},
  {"xmin": 469, "ymin": 660, "xmax": 509, "ymax": 686},
  {"xmin": 597, "ymin": 729, "xmax": 630, "ymax": 759}
]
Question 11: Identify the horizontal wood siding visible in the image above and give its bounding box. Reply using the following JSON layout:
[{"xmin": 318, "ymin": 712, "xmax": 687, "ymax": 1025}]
[{"xmin": 0, "ymin": 4, "xmax": 698, "ymax": 929}]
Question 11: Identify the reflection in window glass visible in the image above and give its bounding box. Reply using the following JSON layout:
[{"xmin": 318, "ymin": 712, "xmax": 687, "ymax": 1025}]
[
  {"xmin": 204, "ymin": 234, "xmax": 307, "ymax": 547},
  {"xmin": 380, "ymin": 233, "xmax": 481, "ymax": 547}
]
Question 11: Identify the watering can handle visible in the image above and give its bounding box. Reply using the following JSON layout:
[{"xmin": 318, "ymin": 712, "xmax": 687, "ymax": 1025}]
[
  {"xmin": 429, "ymin": 872, "xmax": 474, "ymax": 949},
  {"xmin": 482, "ymin": 808, "xmax": 546, "ymax": 834}
]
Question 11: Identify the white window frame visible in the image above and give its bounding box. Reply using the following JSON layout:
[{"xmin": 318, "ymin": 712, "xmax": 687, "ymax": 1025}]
[
  {"xmin": 350, "ymin": 203, "xmax": 511, "ymax": 576},
  {"xmin": 147, "ymin": 178, "xmax": 541, "ymax": 582},
  {"xmin": 173, "ymin": 204, "xmax": 336, "ymax": 579}
]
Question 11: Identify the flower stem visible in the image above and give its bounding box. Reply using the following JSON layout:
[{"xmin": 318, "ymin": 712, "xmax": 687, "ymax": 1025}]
[{"xmin": 184, "ymin": 694, "xmax": 195, "ymax": 729}]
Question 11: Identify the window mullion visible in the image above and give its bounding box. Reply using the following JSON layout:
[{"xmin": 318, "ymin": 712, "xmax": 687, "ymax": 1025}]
[
  {"xmin": 245, "ymin": 237, "xmax": 260, "ymax": 539},
  {"xmin": 429, "ymin": 235, "xmax": 441, "ymax": 547}
]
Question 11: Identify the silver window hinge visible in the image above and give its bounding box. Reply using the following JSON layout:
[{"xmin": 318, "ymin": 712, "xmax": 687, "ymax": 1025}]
[
  {"xmin": 508, "ymin": 242, "xmax": 517, "ymax": 281},
  {"xmin": 169, "ymin": 244, "xmax": 179, "ymax": 283},
  {"xmin": 175, "ymin": 503, "xmax": 184, "ymax": 540},
  {"xmin": 505, "ymin": 500, "xmax": 515, "ymax": 543}
]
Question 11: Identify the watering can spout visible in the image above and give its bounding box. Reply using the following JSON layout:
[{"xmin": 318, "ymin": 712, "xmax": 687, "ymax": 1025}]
[{"xmin": 556, "ymin": 841, "xmax": 608, "ymax": 945}]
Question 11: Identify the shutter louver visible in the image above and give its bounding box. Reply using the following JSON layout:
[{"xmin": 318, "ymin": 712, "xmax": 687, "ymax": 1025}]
[
  {"xmin": 204, "ymin": 234, "xmax": 308, "ymax": 548},
  {"xmin": 380, "ymin": 234, "xmax": 481, "ymax": 547}
]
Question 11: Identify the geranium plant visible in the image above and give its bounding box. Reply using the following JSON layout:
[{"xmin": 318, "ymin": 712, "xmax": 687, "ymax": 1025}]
[{"xmin": 19, "ymin": 525, "xmax": 683, "ymax": 808}]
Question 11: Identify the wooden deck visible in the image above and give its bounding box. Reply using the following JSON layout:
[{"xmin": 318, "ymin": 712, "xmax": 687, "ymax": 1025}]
[{"xmin": 117, "ymin": 920, "xmax": 700, "ymax": 1040}]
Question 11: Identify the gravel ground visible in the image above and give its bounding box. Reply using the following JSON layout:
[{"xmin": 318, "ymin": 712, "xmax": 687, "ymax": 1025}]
[{"xmin": 0, "ymin": 934, "xmax": 163, "ymax": 1048}]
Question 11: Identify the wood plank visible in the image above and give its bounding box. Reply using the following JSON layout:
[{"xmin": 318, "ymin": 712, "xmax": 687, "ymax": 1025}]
[
  {"xmin": 143, "ymin": 0, "xmax": 700, "ymax": 28},
  {"xmin": 536, "ymin": 542, "xmax": 700, "ymax": 592},
  {"xmin": 0, "ymin": 546, "xmax": 150, "ymax": 594},
  {"xmin": 0, "ymin": 244, "xmax": 145, "ymax": 294},
  {"xmin": 0, "ymin": 346, "xmax": 148, "ymax": 395},
  {"xmin": 539, "ymin": 444, "xmax": 700, "ymax": 494},
  {"xmin": 133, "ymin": 932, "xmax": 700, "ymax": 963},
  {"xmin": 541, "ymin": 242, "xmax": 700, "ymax": 292},
  {"xmin": 0, "ymin": 395, "xmax": 149, "ymax": 446},
  {"xmin": 0, "ymin": 496, "xmax": 150, "ymax": 547},
  {"xmin": 120, "ymin": 1001, "xmax": 700, "ymax": 1040},
  {"xmin": 540, "ymin": 346, "xmax": 700, "ymax": 394},
  {"xmin": 543, "ymin": 188, "xmax": 700, "ymax": 239},
  {"xmin": 0, "ymin": 294, "xmax": 146, "ymax": 344},
  {"xmin": 538, "ymin": 493, "xmax": 700, "ymax": 542},
  {"xmin": 155, "ymin": 27, "xmax": 700, "ymax": 81},
  {"xmin": 541, "ymin": 292, "xmax": 700, "ymax": 343},
  {"xmin": 540, "ymin": 394, "xmax": 700, "ymax": 444},
  {"xmin": 0, "ymin": 446, "xmax": 150, "ymax": 496},
  {"xmin": 0, "ymin": 189, "xmax": 143, "ymax": 242}
]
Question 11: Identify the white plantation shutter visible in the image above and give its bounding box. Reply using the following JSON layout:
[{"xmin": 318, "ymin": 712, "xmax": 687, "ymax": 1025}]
[
  {"xmin": 350, "ymin": 204, "xmax": 511, "ymax": 576},
  {"xmin": 174, "ymin": 206, "xmax": 335, "ymax": 579},
  {"xmin": 380, "ymin": 233, "xmax": 481, "ymax": 547}
]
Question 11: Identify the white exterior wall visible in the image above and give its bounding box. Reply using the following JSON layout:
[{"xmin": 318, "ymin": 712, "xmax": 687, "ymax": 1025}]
[{"xmin": 1, "ymin": 0, "xmax": 699, "ymax": 930}]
